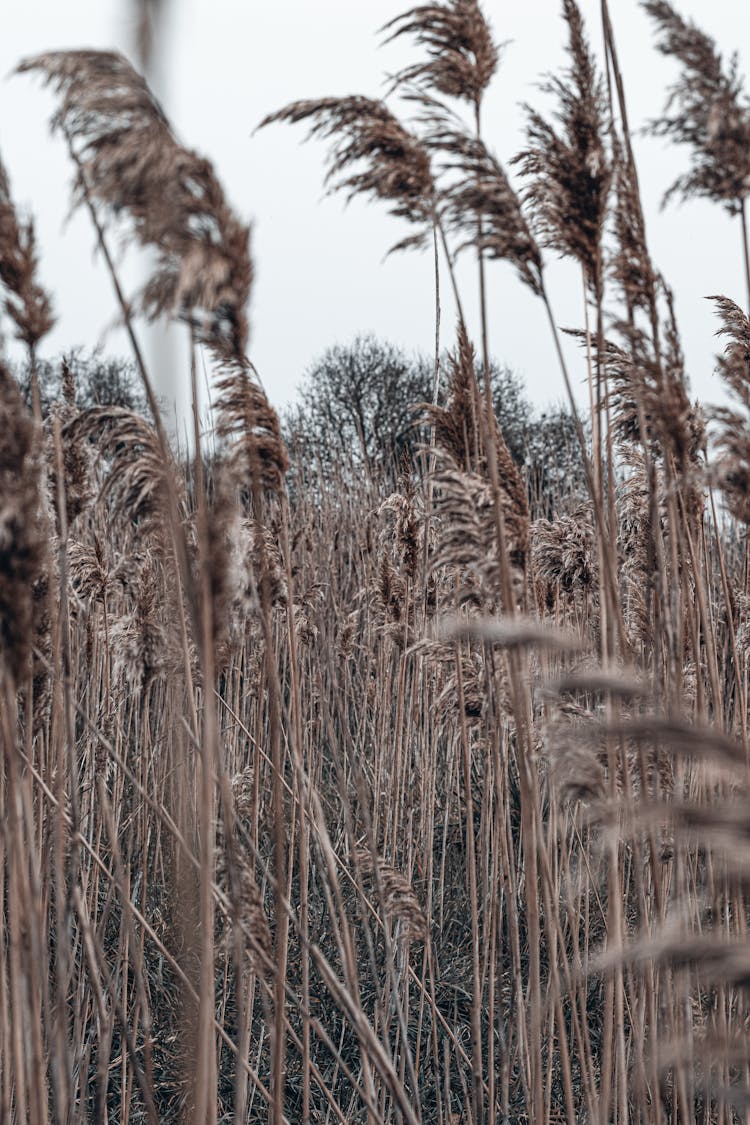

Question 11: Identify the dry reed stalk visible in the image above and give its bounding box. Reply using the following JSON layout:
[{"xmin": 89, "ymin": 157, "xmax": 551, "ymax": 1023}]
[
  {"xmin": 515, "ymin": 3, "xmax": 610, "ymax": 295},
  {"xmin": 18, "ymin": 47, "xmax": 271, "ymax": 1123},
  {"xmin": 0, "ymin": 365, "xmax": 50, "ymax": 689},
  {"xmin": 7, "ymin": 5, "xmax": 750, "ymax": 1122},
  {"xmin": 391, "ymin": 29, "xmax": 553, "ymax": 1106},
  {"xmin": 517, "ymin": 0, "xmax": 616, "ymax": 656},
  {"xmin": 133, "ymin": 0, "xmax": 165, "ymax": 71}
]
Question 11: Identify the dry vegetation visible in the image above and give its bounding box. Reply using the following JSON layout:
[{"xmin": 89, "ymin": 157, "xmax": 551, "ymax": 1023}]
[{"xmin": 3, "ymin": 0, "xmax": 750, "ymax": 1121}]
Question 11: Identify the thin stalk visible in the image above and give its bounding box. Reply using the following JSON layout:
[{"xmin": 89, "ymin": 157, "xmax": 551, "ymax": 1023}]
[
  {"xmin": 741, "ymin": 198, "xmax": 750, "ymax": 315},
  {"xmin": 540, "ymin": 284, "xmax": 628, "ymax": 655},
  {"xmin": 189, "ymin": 335, "xmax": 218, "ymax": 1124}
]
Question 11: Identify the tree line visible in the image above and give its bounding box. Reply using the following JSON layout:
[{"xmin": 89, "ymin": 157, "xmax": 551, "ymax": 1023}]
[{"xmin": 13, "ymin": 338, "xmax": 586, "ymax": 513}]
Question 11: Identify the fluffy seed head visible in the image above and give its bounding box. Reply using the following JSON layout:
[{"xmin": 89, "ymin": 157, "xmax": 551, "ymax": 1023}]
[
  {"xmin": 260, "ymin": 96, "xmax": 436, "ymax": 254},
  {"xmin": 709, "ymin": 295, "xmax": 750, "ymax": 524},
  {"xmin": 0, "ymin": 154, "xmax": 55, "ymax": 348},
  {"xmin": 643, "ymin": 0, "xmax": 750, "ymax": 212},
  {"xmin": 19, "ymin": 50, "xmax": 252, "ymax": 360},
  {"xmin": 0, "ymin": 364, "xmax": 49, "ymax": 685},
  {"xmin": 382, "ymin": 0, "xmax": 499, "ymax": 106},
  {"xmin": 514, "ymin": 0, "xmax": 611, "ymax": 289}
]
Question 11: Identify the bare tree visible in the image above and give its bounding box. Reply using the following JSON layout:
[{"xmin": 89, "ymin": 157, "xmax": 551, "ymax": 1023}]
[
  {"xmin": 285, "ymin": 334, "xmax": 585, "ymax": 500},
  {"xmin": 285, "ymin": 335, "xmax": 432, "ymax": 473}
]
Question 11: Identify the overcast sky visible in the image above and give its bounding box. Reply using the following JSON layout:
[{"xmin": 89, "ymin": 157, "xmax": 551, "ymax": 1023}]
[{"xmin": 2, "ymin": 0, "xmax": 749, "ymax": 424}]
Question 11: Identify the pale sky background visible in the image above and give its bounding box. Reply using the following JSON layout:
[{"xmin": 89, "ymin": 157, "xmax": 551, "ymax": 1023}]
[{"xmin": 2, "ymin": 0, "xmax": 749, "ymax": 426}]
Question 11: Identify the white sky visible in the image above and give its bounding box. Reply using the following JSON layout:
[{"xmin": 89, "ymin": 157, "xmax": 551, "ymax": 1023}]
[{"xmin": 2, "ymin": 0, "xmax": 749, "ymax": 423}]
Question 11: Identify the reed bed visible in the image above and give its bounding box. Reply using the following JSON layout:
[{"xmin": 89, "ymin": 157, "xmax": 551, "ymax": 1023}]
[{"xmin": 2, "ymin": 1, "xmax": 750, "ymax": 1121}]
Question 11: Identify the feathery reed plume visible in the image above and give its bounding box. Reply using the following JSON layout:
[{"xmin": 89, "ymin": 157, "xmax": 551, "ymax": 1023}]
[
  {"xmin": 709, "ymin": 294, "xmax": 750, "ymax": 405},
  {"xmin": 435, "ymin": 645, "xmax": 485, "ymax": 720},
  {"xmin": 574, "ymin": 333, "xmax": 642, "ymax": 447},
  {"xmin": 214, "ymin": 361, "xmax": 288, "ymax": 497},
  {"xmin": 0, "ymin": 154, "xmax": 55, "ymax": 349},
  {"xmin": 205, "ymin": 481, "xmax": 290, "ymax": 658},
  {"xmin": 0, "ymin": 363, "xmax": 49, "ymax": 685},
  {"xmin": 514, "ymin": 0, "xmax": 611, "ymax": 292},
  {"xmin": 233, "ymin": 518, "xmax": 288, "ymax": 615},
  {"xmin": 709, "ymin": 295, "xmax": 750, "ymax": 523},
  {"xmin": 438, "ymin": 613, "xmax": 582, "ymax": 652},
  {"xmin": 531, "ymin": 503, "xmax": 597, "ymax": 601},
  {"xmin": 379, "ymin": 487, "xmax": 421, "ymax": 582},
  {"xmin": 376, "ymin": 552, "xmax": 409, "ymax": 637},
  {"xmin": 382, "ymin": 0, "xmax": 499, "ymax": 107},
  {"xmin": 424, "ymin": 330, "xmax": 532, "ymax": 607},
  {"xmin": 250, "ymin": 520, "xmax": 287, "ymax": 608},
  {"xmin": 109, "ymin": 555, "xmax": 171, "ymax": 689},
  {"xmin": 610, "ymin": 143, "xmax": 655, "ymax": 320},
  {"xmin": 546, "ymin": 725, "xmax": 607, "ymax": 805},
  {"xmin": 231, "ymin": 767, "xmax": 255, "ymax": 822},
  {"xmin": 425, "ymin": 326, "xmax": 530, "ymax": 585},
  {"xmin": 208, "ymin": 358, "xmax": 286, "ymax": 662},
  {"xmin": 642, "ymin": 1, "xmax": 750, "ymax": 214},
  {"xmin": 570, "ymin": 304, "xmax": 703, "ymax": 471},
  {"xmin": 421, "ymin": 323, "xmax": 480, "ymax": 469},
  {"xmin": 616, "ymin": 446, "xmax": 657, "ymax": 641},
  {"xmin": 431, "ymin": 457, "xmax": 528, "ymax": 599},
  {"xmin": 548, "ymin": 710, "xmax": 677, "ymax": 804},
  {"xmin": 67, "ymin": 405, "xmax": 180, "ymax": 532},
  {"xmin": 67, "ymin": 535, "xmax": 118, "ymax": 607},
  {"xmin": 615, "ymin": 280, "xmax": 706, "ymax": 482},
  {"xmin": 356, "ymin": 847, "xmax": 428, "ymax": 944},
  {"xmin": 660, "ymin": 283, "xmax": 706, "ymax": 475},
  {"xmin": 424, "ymin": 328, "xmax": 531, "ymax": 576},
  {"xmin": 291, "ymin": 581, "xmax": 324, "ymax": 646},
  {"xmin": 45, "ymin": 359, "xmax": 92, "ymax": 528},
  {"xmin": 259, "ymin": 97, "xmax": 436, "ymax": 254},
  {"xmin": 421, "ymin": 103, "xmax": 543, "ymax": 294},
  {"xmin": 19, "ymin": 50, "xmax": 252, "ymax": 359},
  {"xmin": 488, "ymin": 409, "xmax": 530, "ymax": 566}
]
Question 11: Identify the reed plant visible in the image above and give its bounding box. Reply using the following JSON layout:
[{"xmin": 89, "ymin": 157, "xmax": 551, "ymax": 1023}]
[{"xmin": 3, "ymin": 1, "xmax": 750, "ymax": 1121}]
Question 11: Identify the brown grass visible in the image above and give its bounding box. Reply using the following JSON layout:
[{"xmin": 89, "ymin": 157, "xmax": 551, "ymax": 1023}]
[{"xmin": 2, "ymin": 2, "xmax": 750, "ymax": 1122}]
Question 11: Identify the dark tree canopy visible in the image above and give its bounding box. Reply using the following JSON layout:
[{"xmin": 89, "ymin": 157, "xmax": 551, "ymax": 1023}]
[
  {"xmin": 286, "ymin": 334, "xmax": 535, "ymax": 467},
  {"xmin": 284, "ymin": 335, "xmax": 431, "ymax": 471},
  {"xmin": 284, "ymin": 333, "xmax": 586, "ymax": 505},
  {"xmin": 14, "ymin": 349, "xmax": 147, "ymax": 416},
  {"xmin": 523, "ymin": 406, "xmax": 588, "ymax": 516}
]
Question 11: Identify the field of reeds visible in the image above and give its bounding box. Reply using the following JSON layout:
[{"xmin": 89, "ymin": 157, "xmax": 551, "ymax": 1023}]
[{"xmin": 3, "ymin": 0, "xmax": 750, "ymax": 1121}]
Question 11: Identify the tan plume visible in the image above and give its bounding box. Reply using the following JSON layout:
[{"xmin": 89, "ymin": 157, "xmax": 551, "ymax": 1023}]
[
  {"xmin": 259, "ymin": 96, "xmax": 436, "ymax": 255},
  {"xmin": 0, "ymin": 153, "xmax": 54, "ymax": 349},
  {"xmin": 382, "ymin": 0, "xmax": 499, "ymax": 107},
  {"xmin": 19, "ymin": 50, "xmax": 253, "ymax": 360}
]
